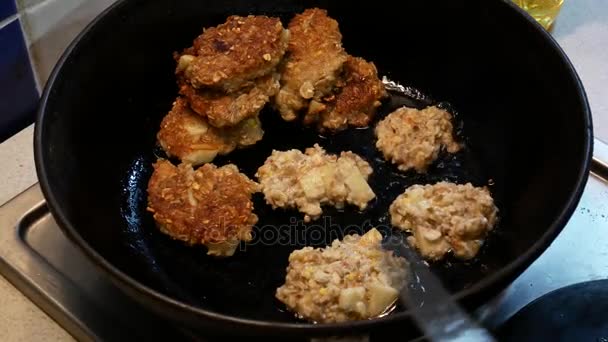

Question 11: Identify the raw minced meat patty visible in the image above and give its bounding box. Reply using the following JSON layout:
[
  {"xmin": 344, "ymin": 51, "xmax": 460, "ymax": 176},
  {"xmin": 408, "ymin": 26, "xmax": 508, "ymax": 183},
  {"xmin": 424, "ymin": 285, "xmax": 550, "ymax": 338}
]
[
  {"xmin": 276, "ymin": 228, "xmax": 408, "ymax": 323},
  {"xmin": 389, "ymin": 181, "xmax": 498, "ymax": 261},
  {"xmin": 375, "ymin": 106, "xmax": 462, "ymax": 173},
  {"xmin": 255, "ymin": 144, "xmax": 376, "ymax": 222}
]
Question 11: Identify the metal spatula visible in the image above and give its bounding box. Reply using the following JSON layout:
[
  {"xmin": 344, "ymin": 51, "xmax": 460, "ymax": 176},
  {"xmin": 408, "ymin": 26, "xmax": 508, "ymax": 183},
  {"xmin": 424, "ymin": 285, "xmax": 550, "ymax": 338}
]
[{"xmin": 382, "ymin": 233, "xmax": 496, "ymax": 342}]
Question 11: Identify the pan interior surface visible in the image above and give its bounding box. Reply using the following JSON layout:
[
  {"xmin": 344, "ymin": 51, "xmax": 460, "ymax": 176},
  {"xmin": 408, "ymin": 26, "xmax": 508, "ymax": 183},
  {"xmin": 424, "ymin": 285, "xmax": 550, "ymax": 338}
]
[{"xmin": 35, "ymin": 0, "xmax": 591, "ymax": 331}]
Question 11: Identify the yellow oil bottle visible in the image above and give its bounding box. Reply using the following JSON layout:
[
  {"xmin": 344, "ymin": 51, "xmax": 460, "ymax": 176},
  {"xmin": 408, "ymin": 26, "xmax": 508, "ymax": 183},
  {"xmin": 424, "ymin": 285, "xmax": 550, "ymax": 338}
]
[{"xmin": 512, "ymin": 0, "xmax": 565, "ymax": 29}]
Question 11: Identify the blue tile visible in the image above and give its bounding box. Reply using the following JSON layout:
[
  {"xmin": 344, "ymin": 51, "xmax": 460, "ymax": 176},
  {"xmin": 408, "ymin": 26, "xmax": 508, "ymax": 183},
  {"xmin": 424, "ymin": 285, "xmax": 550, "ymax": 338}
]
[
  {"xmin": 0, "ymin": 0, "xmax": 17, "ymax": 22},
  {"xmin": 0, "ymin": 19, "xmax": 39, "ymax": 142}
]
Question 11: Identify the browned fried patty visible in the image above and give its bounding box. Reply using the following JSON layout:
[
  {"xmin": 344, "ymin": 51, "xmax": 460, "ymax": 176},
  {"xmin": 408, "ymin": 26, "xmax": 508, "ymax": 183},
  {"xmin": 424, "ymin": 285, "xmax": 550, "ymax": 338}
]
[
  {"xmin": 157, "ymin": 98, "xmax": 264, "ymax": 166},
  {"xmin": 178, "ymin": 72, "xmax": 280, "ymax": 127},
  {"xmin": 274, "ymin": 8, "xmax": 348, "ymax": 121},
  {"xmin": 146, "ymin": 160, "xmax": 259, "ymax": 256},
  {"xmin": 177, "ymin": 15, "xmax": 289, "ymax": 92},
  {"xmin": 303, "ymin": 56, "xmax": 387, "ymax": 132}
]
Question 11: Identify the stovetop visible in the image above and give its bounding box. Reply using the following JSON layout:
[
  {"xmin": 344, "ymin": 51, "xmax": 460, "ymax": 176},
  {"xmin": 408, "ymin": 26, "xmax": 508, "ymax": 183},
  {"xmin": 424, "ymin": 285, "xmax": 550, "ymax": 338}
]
[{"xmin": 1, "ymin": 139, "xmax": 607, "ymax": 341}]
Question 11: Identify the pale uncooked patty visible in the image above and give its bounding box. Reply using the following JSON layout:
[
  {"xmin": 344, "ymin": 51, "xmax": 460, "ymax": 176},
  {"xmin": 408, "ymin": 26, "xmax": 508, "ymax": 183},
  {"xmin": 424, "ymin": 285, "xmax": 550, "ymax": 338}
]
[
  {"xmin": 255, "ymin": 144, "xmax": 376, "ymax": 222},
  {"xmin": 389, "ymin": 181, "xmax": 498, "ymax": 261},
  {"xmin": 375, "ymin": 106, "xmax": 462, "ymax": 173},
  {"xmin": 276, "ymin": 228, "xmax": 408, "ymax": 323}
]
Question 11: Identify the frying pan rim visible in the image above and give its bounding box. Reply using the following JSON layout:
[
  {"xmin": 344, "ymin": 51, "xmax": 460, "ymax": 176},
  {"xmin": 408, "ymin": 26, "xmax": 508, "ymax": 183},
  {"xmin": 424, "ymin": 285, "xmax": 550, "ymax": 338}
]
[{"xmin": 34, "ymin": 0, "xmax": 594, "ymax": 334}]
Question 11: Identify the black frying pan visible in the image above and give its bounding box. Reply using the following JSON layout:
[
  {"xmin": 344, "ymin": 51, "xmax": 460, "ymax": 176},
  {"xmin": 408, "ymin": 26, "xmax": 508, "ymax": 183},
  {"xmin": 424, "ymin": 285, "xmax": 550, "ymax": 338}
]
[{"xmin": 34, "ymin": 0, "xmax": 593, "ymax": 338}]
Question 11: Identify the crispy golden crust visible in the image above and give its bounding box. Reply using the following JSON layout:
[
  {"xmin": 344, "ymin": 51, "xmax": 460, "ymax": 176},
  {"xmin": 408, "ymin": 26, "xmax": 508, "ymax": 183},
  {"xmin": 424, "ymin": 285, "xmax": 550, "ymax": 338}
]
[
  {"xmin": 157, "ymin": 98, "xmax": 264, "ymax": 166},
  {"xmin": 304, "ymin": 56, "xmax": 387, "ymax": 132},
  {"xmin": 274, "ymin": 8, "xmax": 347, "ymax": 121},
  {"xmin": 178, "ymin": 15, "xmax": 289, "ymax": 92},
  {"xmin": 146, "ymin": 160, "xmax": 259, "ymax": 255},
  {"xmin": 178, "ymin": 73, "xmax": 280, "ymax": 128}
]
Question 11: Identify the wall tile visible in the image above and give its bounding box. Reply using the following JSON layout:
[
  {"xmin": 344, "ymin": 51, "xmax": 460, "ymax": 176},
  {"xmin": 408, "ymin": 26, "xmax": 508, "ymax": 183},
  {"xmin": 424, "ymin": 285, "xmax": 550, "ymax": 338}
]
[
  {"xmin": 0, "ymin": 19, "xmax": 39, "ymax": 142},
  {"xmin": 20, "ymin": 0, "xmax": 85, "ymax": 43},
  {"xmin": 16, "ymin": 0, "xmax": 45, "ymax": 11},
  {"xmin": 21, "ymin": 0, "xmax": 116, "ymax": 87},
  {"xmin": 0, "ymin": 0, "xmax": 117, "ymax": 140},
  {"xmin": 0, "ymin": 0, "xmax": 17, "ymax": 22}
]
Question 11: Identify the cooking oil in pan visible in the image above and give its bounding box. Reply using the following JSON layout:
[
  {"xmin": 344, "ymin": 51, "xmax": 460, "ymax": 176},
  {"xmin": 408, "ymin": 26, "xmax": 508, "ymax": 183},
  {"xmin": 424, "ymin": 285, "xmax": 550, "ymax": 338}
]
[{"xmin": 512, "ymin": 0, "xmax": 564, "ymax": 29}]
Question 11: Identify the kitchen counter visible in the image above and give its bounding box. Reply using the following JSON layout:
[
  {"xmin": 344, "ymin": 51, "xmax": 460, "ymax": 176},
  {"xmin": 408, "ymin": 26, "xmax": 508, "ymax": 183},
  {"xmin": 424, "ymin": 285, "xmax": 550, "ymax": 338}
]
[
  {"xmin": 0, "ymin": 1, "xmax": 607, "ymax": 340},
  {"xmin": 0, "ymin": 125, "xmax": 74, "ymax": 341}
]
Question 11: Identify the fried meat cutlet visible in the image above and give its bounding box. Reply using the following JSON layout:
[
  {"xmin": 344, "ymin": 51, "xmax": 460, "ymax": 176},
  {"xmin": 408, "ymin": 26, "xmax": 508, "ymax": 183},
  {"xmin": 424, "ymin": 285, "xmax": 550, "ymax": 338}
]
[
  {"xmin": 177, "ymin": 15, "xmax": 289, "ymax": 92},
  {"xmin": 304, "ymin": 56, "xmax": 387, "ymax": 132},
  {"xmin": 256, "ymin": 144, "xmax": 375, "ymax": 222},
  {"xmin": 158, "ymin": 98, "xmax": 264, "ymax": 166},
  {"xmin": 274, "ymin": 8, "xmax": 348, "ymax": 121},
  {"xmin": 178, "ymin": 72, "xmax": 280, "ymax": 128},
  {"xmin": 389, "ymin": 182, "xmax": 498, "ymax": 261},
  {"xmin": 375, "ymin": 106, "xmax": 462, "ymax": 173},
  {"xmin": 146, "ymin": 160, "xmax": 259, "ymax": 257}
]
